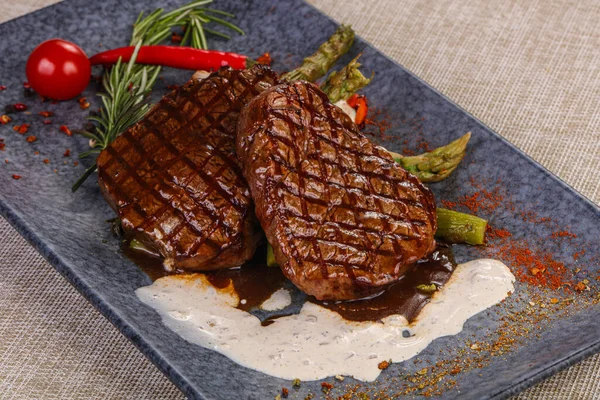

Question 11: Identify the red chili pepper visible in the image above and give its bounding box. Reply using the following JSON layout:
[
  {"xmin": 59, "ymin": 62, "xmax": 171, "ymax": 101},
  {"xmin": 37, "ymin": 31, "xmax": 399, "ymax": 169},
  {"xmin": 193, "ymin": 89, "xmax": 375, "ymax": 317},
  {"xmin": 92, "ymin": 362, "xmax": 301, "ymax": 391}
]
[
  {"xmin": 347, "ymin": 94, "xmax": 369, "ymax": 126},
  {"xmin": 347, "ymin": 94, "xmax": 359, "ymax": 108},
  {"xmin": 89, "ymin": 46, "xmax": 250, "ymax": 71}
]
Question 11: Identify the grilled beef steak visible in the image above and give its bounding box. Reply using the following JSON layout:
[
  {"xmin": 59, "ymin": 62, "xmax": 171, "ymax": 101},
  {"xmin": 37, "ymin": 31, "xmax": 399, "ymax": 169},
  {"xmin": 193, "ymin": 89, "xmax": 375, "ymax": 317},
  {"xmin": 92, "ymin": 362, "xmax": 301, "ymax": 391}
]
[
  {"xmin": 237, "ymin": 81, "xmax": 437, "ymax": 300},
  {"xmin": 97, "ymin": 65, "xmax": 279, "ymax": 271}
]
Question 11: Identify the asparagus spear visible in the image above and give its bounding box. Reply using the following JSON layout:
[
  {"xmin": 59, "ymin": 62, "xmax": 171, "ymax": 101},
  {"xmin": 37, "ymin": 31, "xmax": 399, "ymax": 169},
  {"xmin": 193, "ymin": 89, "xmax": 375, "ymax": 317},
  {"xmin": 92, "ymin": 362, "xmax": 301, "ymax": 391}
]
[
  {"xmin": 320, "ymin": 54, "xmax": 372, "ymax": 103},
  {"xmin": 281, "ymin": 25, "xmax": 355, "ymax": 83},
  {"xmin": 266, "ymin": 207, "xmax": 487, "ymax": 267},
  {"xmin": 266, "ymin": 243, "xmax": 278, "ymax": 267},
  {"xmin": 388, "ymin": 132, "xmax": 471, "ymax": 183},
  {"xmin": 435, "ymin": 208, "xmax": 487, "ymax": 245}
]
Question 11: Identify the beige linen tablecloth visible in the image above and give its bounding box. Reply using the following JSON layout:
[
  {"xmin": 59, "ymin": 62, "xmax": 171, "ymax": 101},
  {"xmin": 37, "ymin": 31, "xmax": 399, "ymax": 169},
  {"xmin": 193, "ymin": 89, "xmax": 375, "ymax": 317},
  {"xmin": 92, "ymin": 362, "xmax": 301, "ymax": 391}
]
[{"xmin": 1, "ymin": 0, "xmax": 599, "ymax": 398}]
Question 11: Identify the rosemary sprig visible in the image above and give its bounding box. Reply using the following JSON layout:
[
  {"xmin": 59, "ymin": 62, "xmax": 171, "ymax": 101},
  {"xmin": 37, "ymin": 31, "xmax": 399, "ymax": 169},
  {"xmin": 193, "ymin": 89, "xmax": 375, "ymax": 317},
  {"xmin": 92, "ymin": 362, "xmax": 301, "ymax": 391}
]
[{"xmin": 72, "ymin": 0, "xmax": 243, "ymax": 192}]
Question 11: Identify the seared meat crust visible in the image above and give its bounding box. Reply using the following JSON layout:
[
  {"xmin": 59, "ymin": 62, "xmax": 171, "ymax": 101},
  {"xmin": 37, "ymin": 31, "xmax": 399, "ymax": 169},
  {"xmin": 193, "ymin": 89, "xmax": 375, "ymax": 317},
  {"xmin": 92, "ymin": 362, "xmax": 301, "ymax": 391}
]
[
  {"xmin": 237, "ymin": 81, "xmax": 437, "ymax": 300},
  {"xmin": 97, "ymin": 65, "xmax": 279, "ymax": 270}
]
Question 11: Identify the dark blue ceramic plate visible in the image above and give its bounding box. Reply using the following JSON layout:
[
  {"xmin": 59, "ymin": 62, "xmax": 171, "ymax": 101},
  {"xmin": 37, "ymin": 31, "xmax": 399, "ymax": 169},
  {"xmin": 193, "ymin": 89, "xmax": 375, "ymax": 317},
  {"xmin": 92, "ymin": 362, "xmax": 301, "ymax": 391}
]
[{"xmin": 1, "ymin": 0, "xmax": 599, "ymax": 398}]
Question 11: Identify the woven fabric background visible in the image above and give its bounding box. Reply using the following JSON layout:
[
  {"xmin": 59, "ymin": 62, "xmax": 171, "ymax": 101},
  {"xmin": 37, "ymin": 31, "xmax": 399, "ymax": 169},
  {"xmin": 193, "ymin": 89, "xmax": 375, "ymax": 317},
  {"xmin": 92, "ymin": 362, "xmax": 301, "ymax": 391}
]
[{"xmin": 1, "ymin": 0, "xmax": 599, "ymax": 399}]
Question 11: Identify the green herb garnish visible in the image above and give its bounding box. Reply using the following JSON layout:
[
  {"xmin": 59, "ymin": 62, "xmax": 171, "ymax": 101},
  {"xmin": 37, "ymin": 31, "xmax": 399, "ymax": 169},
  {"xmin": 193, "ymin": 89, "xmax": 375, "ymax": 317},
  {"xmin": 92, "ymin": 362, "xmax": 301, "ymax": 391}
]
[{"xmin": 72, "ymin": 0, "xmax": 243, "ymax": 191}]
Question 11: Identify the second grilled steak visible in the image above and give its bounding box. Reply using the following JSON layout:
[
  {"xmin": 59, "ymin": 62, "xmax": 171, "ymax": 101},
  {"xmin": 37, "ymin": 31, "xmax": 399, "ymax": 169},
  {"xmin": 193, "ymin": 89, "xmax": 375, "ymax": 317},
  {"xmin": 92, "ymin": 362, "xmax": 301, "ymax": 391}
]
[
  {"xmin": 97, "ymin": 65, "xmax": 279, "ymax": 271},
  {"xmin": 237, "ymin": 81, "xmax": 437, "ymax": 300}
]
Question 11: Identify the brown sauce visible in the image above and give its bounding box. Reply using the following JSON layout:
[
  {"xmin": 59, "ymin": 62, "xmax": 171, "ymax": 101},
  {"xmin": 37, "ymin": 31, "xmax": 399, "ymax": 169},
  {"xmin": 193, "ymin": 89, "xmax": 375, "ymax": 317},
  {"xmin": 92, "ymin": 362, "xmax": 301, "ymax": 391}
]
[
  {"xmin": 124, "ymin": 241, "xmax": 456, "ymax": 324},
  {"xmin": 313, "ymin": 246, "xmax": 456, "ymax": 323},
  {"xmin": 204, "ymin": 248, "xmax": 287, "ymax": 313}
]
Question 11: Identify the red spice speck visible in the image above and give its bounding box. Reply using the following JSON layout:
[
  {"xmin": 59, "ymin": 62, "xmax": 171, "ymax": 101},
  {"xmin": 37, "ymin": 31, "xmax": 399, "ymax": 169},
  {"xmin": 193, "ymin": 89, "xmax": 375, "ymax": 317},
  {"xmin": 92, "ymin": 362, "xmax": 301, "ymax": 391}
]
[
  {"xmin": 256, "ymin": 52, "xmax": 272, "ymax": 66},
  {"xmin": 13, "ymin": 124, "xmax": 30, "ymax": 134},
  {"xmin": 13, "ymin": 103, "xmax": 27, "ymax": 112},
  {"xmin": 417, "ymin": 139, "xmax": 433, "ymax": 152},
  {"xmin": 59, "ymin": 125, "xmax": 72, "ymax": 136},
  {"xmin": 0, "ymin": 143, "xmax": 4, "ymax": 151},
  {"xmin": 39, "ymin": 111, "xmax": 54, "ymax": 118},
  {"xmin": 0, "ymin": 115, "xmax": 11, "ymax": 124},
  {"xmin": 573, "ymin": 250, "xmax": 586, "ymax": 261},
  {"xmin": 73, "ymin": 160, "xmax": 79, "ymax": 166},
  {"xmin": 0, "ymin": 85, "xmax": 6, "ymax": 91},
  {"xmin": 486, "ymin": 226, "xmax": 512, "ymax": 240},
  {"xmin": 63, "ymin": 149, "xmax": 71, "ymax": 157},
  {"xmin": 321, "ymin": 382, "xmax": 334, "ymax": 393},
  {"xmin": 12, "ymin": 174, "xmax": 21, "ymax": 180},
  {"xmin": 493, "ymin": 241, "xmax": 572, "ymax": 291},
  {"xmin": 43, "ymin": 159, "xmax": 50, "ymax": 164},
  {"xmin": 364, "ymin": 108, "xmax": 394, "ymax": 140},
  {"xmin": 43, "ymin": 119, "xmax": 52, "ymax": 125},
  {"xmin": 4, "ymin": 159, "xmax": 8, "ymax": 164},
  {"xmin": 26, "ymin": 135, "xmax": 37, "ymax": 143},
  {"xmin": 551, "ymin": 230, "xmax": 577, "ymax": 239},
  {"xmin": 78, "ymin": 97, "xmax": 90, "ymax": 110},
  {"xmin": 441, "ymin": 200, "xmax": 457, "ymax": 209}
]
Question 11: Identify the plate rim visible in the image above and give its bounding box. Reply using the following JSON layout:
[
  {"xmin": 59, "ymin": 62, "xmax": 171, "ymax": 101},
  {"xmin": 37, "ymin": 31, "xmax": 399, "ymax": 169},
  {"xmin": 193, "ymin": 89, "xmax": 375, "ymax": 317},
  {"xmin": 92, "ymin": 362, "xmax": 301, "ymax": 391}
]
[{"xmin": 0, "ymin": 0, "xmax": 598, "ymax": 398}]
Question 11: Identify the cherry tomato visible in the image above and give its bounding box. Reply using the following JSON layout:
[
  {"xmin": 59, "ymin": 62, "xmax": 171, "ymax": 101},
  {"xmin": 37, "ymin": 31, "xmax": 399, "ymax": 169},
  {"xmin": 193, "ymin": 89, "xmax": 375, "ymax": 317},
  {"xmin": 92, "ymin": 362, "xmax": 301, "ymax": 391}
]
[{"xmin": 26, "ymin": 39, "xmax": 91, "ymax": 100}]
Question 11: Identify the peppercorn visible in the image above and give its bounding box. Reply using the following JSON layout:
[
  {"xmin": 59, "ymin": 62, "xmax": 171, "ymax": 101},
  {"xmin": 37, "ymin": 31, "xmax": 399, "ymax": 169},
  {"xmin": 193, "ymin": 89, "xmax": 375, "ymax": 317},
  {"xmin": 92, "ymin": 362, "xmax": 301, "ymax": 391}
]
[{"xmin": 4, "ymin": 104, "xmax": 16, "ymax": 114}]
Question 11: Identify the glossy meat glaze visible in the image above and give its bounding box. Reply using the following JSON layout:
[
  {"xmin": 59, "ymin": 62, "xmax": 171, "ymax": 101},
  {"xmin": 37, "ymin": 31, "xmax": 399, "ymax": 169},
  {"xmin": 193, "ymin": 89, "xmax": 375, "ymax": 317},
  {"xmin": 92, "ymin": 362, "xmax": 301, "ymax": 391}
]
[
  {"xmin": 97, "ymin": 65, "xmax": 279, "ymax": 270},
  {"xmin": 236, "ymin": 81, "xmax": 437, "ymax": 300}
]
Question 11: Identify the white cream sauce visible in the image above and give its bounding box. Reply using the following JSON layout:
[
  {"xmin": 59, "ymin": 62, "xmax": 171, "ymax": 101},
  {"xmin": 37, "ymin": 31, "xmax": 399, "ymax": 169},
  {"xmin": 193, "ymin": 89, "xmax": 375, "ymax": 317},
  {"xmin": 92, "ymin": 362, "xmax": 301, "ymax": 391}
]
[
  {"xmin": 335, "ymin": 99, "xmax": 357, "ymax": 122},
  {"xmin": 136, "ymin": 259, "xmax": 514, "ymax": 381},
  {"xmin": 260, "ymin": 288, "xmax": 292, "ymax": 311}
]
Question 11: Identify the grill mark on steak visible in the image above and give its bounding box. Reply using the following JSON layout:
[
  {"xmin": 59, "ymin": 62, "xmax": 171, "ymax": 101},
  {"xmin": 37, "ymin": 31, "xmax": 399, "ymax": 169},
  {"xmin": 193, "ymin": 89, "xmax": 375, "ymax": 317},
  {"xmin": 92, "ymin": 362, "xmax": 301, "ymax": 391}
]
[
  {"xmin": 115, "ymin": 126, "xmax": 230, "ymax": 257},
  {"xmin": 237, "ymin": 81, "xmax": 437, "ymax": 300},
  {"xmin": 97, "ymin": 65, "xmax": 279, "ymax": 270}
]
